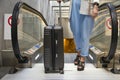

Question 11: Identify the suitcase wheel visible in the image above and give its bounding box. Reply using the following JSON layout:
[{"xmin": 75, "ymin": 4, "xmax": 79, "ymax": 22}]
[
  {"xmin": 59, "ymin": 68, "xmax": 64, "ymax": 74},
  {"xmin": 59, "ymin": 70, "xmax": 64, "ymax": 74},
  {"xmin": 45, "ymin": 70, "xmax": 47, "ymax": 73},
  {"xmin": 45, "ymin": 68, "xmax": 49, "ymax": 73}
]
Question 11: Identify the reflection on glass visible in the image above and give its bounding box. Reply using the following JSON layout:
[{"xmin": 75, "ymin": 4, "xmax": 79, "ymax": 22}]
[
  {"xmin": 90, "ymin": 7, "xmax": 112, "ymax": 54},
  {"xmin": 17, "ymin": 7, "xmax": 46, "ymax": 52},
  {"xmin": 64, "ymin": 38, "xmax": 76, "ymax": 53},
  {"xmin": 116, "ymin": 11, "xmax": 120, "ymax": 54}
]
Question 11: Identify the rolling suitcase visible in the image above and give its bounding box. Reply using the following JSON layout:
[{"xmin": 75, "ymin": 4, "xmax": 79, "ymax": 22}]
[{"xmin": 44, "ymin": 1, "xmax": 64, "ymax": 74}]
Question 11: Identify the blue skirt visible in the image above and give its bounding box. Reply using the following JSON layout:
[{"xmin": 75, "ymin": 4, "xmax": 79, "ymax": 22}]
[{"xmin": 70, "ymin": 0, "xmax": 94, "ymax": 56}]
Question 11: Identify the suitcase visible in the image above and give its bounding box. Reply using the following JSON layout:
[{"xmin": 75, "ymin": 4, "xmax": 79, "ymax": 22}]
[
  {"xmin": 44, "ymin": 1, "xmax": 64, "ymax": 74},
  {"xmin": 44, "ymin": 25, "xmax": 64, "ymax": 74}
]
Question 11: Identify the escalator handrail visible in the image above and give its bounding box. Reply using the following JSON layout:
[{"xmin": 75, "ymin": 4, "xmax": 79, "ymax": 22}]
[
  {"xmin": 98, "ymin": 3, "xmax": 118, "ymax": 64},
  {"xmin": 115, "ymin": 4, "xmax": 120, "ymax": 11},
  {"xmin": 11, "ymin": 2, "xmax": 48, "ymax": 63}
]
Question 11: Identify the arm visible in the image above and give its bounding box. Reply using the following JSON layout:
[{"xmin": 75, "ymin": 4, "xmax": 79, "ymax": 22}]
[{"xmin": 90, "ymin": 0, "xmax": 99, "ymax": 18}]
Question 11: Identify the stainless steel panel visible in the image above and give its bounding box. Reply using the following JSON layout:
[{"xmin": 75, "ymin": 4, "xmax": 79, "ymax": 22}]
[
  {"xmin": 1, "ymin": 50, "xmax": 17, "ymax": 66},
  {"xmin": 0, "ymin": 53, "xmax": 2, "ymax": 66}
]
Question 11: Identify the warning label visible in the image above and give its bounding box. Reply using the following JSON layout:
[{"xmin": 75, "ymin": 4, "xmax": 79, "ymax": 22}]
[{"xmin": 4, "ymin": 14, "xmax": 12, "ymax": 40}]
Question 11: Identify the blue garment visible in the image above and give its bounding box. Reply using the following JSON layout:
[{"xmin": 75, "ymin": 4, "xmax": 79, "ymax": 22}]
[{"xmin": 70, "ymin": 0, "xmax": 94, "ymax": 56}]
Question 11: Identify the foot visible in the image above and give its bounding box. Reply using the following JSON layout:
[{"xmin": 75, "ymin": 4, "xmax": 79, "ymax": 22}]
[
  {"xmin": 77, "ymin": 57, "xmax": 85, "ymax": 71},
  {"xmin": 74, "ymin": 55, "xmax": 80, "ymax": 65}
]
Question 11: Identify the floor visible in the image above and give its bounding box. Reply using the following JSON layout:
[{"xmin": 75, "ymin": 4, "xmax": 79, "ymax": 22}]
[
  {"xmin": 1, "ymin": 53, "xmax": 120, "ymax": 80},
  {"xmin": 1, "ymin": 63, "xmax": 120, "ymax": 80}
]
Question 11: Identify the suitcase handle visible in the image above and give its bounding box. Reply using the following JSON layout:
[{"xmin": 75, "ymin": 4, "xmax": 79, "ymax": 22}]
[{"xmin": 58, "ymin": 1, "xmax": 62, "ymax": 26}]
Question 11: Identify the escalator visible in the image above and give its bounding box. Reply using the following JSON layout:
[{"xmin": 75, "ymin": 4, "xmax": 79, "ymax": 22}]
[
  {"xmin": 11, "ymin": 1, "xmax": 119, "ymax": 73},
  {"xmin": 114, "ymin": 0, "xmax": 120, "ymax": 63},
  {"xmin": 88, "ymin": 1, "xmax": 119, "ymax": 73},
  {"xmin": 11, "ymin": 2, "xmax": 48, "ymax": 65}
]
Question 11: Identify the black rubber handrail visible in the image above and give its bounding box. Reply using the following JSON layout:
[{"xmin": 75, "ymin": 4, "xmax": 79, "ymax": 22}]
[
  {"xmin": 115, "ymin": 5, "xmax": 120, "ymax": 10},
  {"xmin": 11, "ymin": 2, "xmax": 48, "ymax": 63},
  {"xmin": 98, "ymin": 3, "xmax": 118, "ymax": 64}
]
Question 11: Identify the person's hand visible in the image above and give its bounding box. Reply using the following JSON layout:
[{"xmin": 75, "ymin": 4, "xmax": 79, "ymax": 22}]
[{"xmin": 91, "ymin": 5, "xmax": 99, "ymax": 18}]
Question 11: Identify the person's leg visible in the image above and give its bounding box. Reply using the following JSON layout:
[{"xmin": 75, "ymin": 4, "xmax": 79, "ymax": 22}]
[
  {"xmin": 77, "ymin": 15, "xmax": 94, "ymax": 71},
  {"xmin": 69, "ymin": 0, "xmax": 85, "ymax": 65},
  {"xmin": 73, "ymin": 14, "xmax": 85, "ymax": 65},
  {"xmin": 80, "ymin": 15, "xmax": 94, "ymax": 57}
]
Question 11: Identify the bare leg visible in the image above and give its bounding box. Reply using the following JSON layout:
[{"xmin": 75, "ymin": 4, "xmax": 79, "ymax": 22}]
[
  {"xmin": 80, "ymin": 56, "xmax": 85, "ymax": 62},
  {"xmin": 77, "ymin": 51, "xmax": 81, "ymax": 56},
  {"xmin": 74, "ymin": 51, "xmax": 81, "ymax": 65}
]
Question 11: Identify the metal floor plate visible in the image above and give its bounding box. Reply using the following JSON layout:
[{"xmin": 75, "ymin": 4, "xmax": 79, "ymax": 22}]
[{"xmin": 1, "ymin": 63, "xmax": 120, "ymax": 80}]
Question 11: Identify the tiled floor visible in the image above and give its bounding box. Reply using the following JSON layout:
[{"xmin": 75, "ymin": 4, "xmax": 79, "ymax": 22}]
[{"xmin": 1, "ymin": 63, "xmax": 120, "ymax": 80}]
